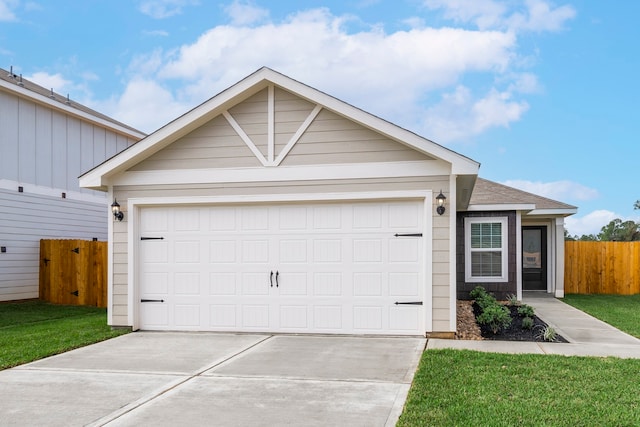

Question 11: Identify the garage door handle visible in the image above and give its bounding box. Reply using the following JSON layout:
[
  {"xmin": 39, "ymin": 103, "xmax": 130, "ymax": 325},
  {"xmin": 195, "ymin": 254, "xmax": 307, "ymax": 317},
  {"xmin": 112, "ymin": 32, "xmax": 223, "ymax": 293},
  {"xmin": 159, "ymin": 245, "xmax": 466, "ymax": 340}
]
[
  {"xmin": 275, "ymin": 271, "xmax": 279, "ymax": 288},
  {"xmin": 270, "ymin": 271, "xmax": 274, "ymax": 287}
]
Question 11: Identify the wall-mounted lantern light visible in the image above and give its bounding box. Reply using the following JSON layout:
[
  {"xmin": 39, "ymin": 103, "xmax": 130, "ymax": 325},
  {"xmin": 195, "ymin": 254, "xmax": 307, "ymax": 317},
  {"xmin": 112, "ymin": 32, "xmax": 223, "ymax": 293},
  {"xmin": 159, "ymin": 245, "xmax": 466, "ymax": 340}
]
[
  {"xmin": 111, "ymin": 199, "xmax": 124, "ymax": 221},
  {"xmin": 436, "ymin": 190, "xmax": 446, "ymax": 215}
]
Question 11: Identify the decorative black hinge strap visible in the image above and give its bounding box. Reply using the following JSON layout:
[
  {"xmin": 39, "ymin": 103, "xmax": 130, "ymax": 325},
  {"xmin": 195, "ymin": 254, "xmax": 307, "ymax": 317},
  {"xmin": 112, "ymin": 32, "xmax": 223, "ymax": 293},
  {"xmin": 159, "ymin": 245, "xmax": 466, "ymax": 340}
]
[
  {"xmin": 394, "ymin": 233, "xmax": 423, "ymax": 237},
  {"xmin": 141, "ymin": 237, "xmax": 165, "ymax": 240},
  {"xmin": 141, "ymin": 299, "xmax": 165, "ymax": 303},
  {"xmin": 394, "ymin": 301, "xmax": 423, "ymax": 305}
]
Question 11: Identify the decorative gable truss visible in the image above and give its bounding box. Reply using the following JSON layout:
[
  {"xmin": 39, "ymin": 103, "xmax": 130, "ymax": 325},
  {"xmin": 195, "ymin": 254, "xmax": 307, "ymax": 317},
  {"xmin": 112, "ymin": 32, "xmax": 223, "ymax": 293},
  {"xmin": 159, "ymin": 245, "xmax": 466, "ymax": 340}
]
[{"xmin": 223, "ymin": 86, "xmax": 322, "ymax": 167}]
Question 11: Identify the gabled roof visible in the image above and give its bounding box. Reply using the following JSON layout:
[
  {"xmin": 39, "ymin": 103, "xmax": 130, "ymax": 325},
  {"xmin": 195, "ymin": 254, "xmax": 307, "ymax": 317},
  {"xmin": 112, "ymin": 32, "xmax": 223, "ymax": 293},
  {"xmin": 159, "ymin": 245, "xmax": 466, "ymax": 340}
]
[
  {"xmin": 467, "ymin": 178, "xmax": 577, "ymax": 216},
  {"xmin": 0, "ymin": 66, "xmax": 145, "ymax": 139},
  {"xmin": 79, "ymin": 67, "xmax": 480, "ymax": 190}
]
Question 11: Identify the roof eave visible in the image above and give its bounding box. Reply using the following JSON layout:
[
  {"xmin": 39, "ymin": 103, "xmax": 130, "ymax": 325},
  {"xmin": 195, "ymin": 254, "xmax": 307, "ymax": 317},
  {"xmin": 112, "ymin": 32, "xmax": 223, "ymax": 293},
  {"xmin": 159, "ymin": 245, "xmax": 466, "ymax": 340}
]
[
  {"xmin": 465, "ymin": 203, "xmax": 536, "ymax": 212},
  {"xmin": 0, "ymin": 78, "xmax": 145, "ymax": 140},
  {"xmin": 527, "ymin": 208, "xmax": 578, "ymax": 217},
  {"xmin": 80, "ymin": 67, "xmax": 481, "ymax": 189}
]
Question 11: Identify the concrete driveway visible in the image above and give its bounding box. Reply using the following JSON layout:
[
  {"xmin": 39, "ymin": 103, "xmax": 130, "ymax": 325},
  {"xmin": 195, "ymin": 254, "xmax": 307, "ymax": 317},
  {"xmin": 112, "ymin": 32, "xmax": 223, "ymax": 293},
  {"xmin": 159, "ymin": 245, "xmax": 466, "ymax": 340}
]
[{"xmin": 0, "ymin": 333, "xmax": 425, "ymax": 426}]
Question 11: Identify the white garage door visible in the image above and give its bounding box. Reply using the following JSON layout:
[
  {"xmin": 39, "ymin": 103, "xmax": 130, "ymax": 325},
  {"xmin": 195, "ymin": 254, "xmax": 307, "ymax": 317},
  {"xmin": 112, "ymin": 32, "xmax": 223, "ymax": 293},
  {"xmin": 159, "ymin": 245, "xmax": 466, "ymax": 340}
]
[{"xmin": 137, "ymin": 200, "xmax": 425, "ymax": 335}]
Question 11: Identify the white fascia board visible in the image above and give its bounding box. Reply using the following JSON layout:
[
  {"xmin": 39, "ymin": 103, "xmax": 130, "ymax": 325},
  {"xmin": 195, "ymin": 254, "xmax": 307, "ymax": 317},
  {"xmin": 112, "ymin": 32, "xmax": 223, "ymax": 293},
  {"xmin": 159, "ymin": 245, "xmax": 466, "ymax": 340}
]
[
  {"xmin": 263, "ymin": 69, "xmax": 481, "ymax": 174},
  {"xmin": 465, "ymin": 203, "xmax": 536, "ymax": 212},
  {"xmin": 0, "ymin": 79, "xmax": 145, "ymax": 139},
  {"xmin": 81, "ymin": 67, "xmax": 480, "ymax": 189},
  {"xmin": 527, "ymin": 208, "xmax": 578, "ymax": 216},
  {"xmin": 110, "ymin": 160, "xmax": 449, "ymax": 187},
  {"xmin": 80, "ymin": 72, "xmax": 272, "ymax": 189}
]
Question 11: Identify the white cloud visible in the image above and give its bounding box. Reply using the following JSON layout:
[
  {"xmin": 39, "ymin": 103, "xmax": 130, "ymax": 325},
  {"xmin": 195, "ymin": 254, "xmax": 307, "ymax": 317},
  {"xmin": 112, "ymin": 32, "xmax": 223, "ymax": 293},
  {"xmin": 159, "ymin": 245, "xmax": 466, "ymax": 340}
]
[
  {"xmin": 95, "ymin": 78, "xmax": 190, "ymax": 133},
  {"xmin": 424, "ymin": 0, "xmax": 575, "ymax": 33},
  {"xmin": 138, "ymin": 0, "xmax": 197, "ymax": 19},
  {"xmin": 117, "ymin": 8, "xmax": 520, "ymax": 135},
  {"xmin": 501, "ymin": 179, "xmax": 600, "ymax": 202},
  {"xmin": 24, "ymin": 71, "xmax": 74, "ymax": 93},
  {"xmin": 422, "ymin": 86, "xmax": 529, "ymax": 143},
  {"xmin": 565, "ymin": 210, "xmax": 618, "ymax": 237},
  {"xmin": 224, "ymin": 0, "xmax": 269, "ymax": 26},
  {"xmin": 0, "ymin": 0, "xmax": 17, "ymax": 21},
  {"xmin": 142, "ymin": 29, "xmax": 170, "ymax": 37}
]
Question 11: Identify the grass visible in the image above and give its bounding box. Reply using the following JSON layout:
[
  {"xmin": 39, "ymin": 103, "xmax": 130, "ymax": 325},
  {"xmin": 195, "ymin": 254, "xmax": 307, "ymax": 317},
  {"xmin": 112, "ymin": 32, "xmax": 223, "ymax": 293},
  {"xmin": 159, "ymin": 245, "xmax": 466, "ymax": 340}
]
[
  {"xmin": 562, "ymin": 294, "xmax": 640, "ymax": 338},
  {"xmin": 0, "ymin": 300, "xmax": 129, "ymax": 370},
  {"xmin": 398, "ymin": 349, "xmax": 640, "ymax": 426}
]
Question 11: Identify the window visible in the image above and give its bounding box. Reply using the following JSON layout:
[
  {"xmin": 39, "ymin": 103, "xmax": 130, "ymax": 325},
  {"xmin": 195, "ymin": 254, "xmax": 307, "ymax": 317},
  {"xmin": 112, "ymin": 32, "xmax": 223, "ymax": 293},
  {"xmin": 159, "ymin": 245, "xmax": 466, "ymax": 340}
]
[{"xmin": 465, "ymin": 217, "xmax": 508, "ymax": 282}]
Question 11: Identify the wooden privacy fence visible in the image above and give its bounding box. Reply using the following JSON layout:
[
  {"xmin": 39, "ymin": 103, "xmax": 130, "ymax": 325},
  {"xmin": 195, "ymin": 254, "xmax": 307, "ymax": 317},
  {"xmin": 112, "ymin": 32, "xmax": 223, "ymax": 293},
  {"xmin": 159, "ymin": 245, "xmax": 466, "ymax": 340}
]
[
  {"xmin": 565, "ymin": 241, "xmax": 640, "ymax": 295},
  {"xmin": 39, "ymin": 239, "xmax": 107, "ymax": 307}
]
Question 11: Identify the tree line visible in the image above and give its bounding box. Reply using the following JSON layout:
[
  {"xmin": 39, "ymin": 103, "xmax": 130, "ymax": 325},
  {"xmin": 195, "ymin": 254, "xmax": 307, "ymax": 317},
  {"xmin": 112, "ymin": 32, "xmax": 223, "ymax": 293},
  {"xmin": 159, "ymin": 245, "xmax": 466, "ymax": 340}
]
[{"xmin": 565, "ymin": 200, "xmax": 640, "ymax": 241}]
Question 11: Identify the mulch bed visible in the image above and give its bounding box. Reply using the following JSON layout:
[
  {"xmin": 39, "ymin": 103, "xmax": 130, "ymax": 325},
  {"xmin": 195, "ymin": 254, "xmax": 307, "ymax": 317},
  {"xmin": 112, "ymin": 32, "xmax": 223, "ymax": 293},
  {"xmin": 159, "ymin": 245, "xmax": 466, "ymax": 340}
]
[{"xmin": 456, "ymin": 300, "xmax": 567, "ymax": 342}]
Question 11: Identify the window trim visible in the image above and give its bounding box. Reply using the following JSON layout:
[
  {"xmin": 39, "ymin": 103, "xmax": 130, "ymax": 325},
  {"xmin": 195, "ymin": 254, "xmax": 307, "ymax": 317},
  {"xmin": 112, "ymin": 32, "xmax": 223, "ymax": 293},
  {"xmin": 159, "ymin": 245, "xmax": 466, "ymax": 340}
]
[{"xmin": 464, "ymin": 216, "xmax": 508, "ymax": 283}]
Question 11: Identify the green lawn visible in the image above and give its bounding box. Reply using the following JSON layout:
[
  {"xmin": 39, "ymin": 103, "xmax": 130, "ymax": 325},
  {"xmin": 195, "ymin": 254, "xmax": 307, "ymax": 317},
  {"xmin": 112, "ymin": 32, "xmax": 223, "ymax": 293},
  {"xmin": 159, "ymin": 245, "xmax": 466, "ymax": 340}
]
[
  {"xmin": 398, "ymin": 349, "xmax": 640, "ymax": 426},
  {"xmin": 562, "ymin": 294, "xmax": 640, "ymax": 338},
  {"xmin": 0, "ymin": 301, "xmax": 129, "ymax": 370}
]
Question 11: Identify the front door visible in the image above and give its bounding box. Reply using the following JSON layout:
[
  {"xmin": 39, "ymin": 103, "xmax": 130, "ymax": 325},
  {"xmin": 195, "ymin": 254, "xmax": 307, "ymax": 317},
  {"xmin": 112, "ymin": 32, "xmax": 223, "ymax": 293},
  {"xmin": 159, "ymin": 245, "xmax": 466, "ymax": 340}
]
[{"xmin": 522, "ymin": 226, "xmax": 547, "ymax": 291}]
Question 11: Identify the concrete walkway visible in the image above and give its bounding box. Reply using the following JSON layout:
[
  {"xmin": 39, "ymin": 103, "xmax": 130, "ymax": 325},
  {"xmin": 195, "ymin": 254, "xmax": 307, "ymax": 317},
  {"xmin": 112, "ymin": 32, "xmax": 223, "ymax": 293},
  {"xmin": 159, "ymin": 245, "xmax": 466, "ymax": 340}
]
[{"xmin": 428, "ymin": 293, "xmax": 640, "ymax": 358}]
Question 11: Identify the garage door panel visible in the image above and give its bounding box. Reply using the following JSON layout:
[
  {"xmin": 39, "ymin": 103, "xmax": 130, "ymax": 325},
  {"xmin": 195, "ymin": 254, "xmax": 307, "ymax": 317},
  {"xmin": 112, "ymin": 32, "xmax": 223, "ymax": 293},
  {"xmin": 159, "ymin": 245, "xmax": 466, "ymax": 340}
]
[
  {"xmin": 389, "ymin": 273, "xmax": 419, "ymax": 296},
  {"xmin": 141, "ymin": 272, "xmax": 168, "ymax": 294},
  {"xmin": 174, "ymin": 272, "xmax": 200, "ymax": 295},
  {"xmin": 209, "ymin": 304, "xmax": 237, "ymax": 327},
  {"xmin": 313, "ymin": 305, "xmax": 343, "ymax": 329},
  {"xmin": 313, "ymin": 272, "xmax": 343, "ymax": 296},
  {"xmin": 353, "ymin": 306, "xmax": 383, "ymax": 331},
  {"xmin": 139, "ymin": 200, "xmax": 425, "ymax": 335},
  {"xmin": 210, "ymin": 207, "xmax": 237, "ymax": 231},
  {"xmin": 242, "ymin": 305, "xmax": 270, "ymax": 328},
  {"xmin": 174, "ymin": 240, "xmax": 201, "ymax": 263},
  {"xmin": 174, "ymin": 304, "xmax": 201, "ymax": 327},
  {"xmin": 209, "ymin": 273, "xmax": 238, "ymax": 295},
  {"xmin": 313, "ymin": 239, "xmax": 342, "ymax": 263},
  {"xmin": 389, "ymin": 239, "xmax": 420, "ymax": 263},
  {"xmin": 312, "ymin": 205, "xmax": 342, "ymax": 229},
  {"xmin": 353, "ymin": 273, "xmax": 382, "ymax": 296},
  {"xmin": 390, "ymin": 306, "xmax": 420, "ymax": 331},
  {"xmin": 279, "ymin": 305, "xmax": 308, "ymax": 329},
  {"xmin": 352, "ymin": 205, "xmax": 383, "ymax": 229},
  {"xmin": 278, "ymin": 272, "xmax": 307, "ymax": 295},
  {"xmin": 279, "ymin": 239, "xmax": 308, "ymax": 263},
  {"xmin": 241, "ymin": 273, "xmax": 270, "ymax": 296},
  {"xmin": 278, "ymin": 206, "xmax": 308, "ymax": 230},
  {"xmin": 242, "ymin": 240, "xmax": 270, "ymax": 263},
  {"xmin": 353, "ymin": 239, "xmax": 383, "ymax": 263},
  {"xmin": 210, "ymin": 240, "xmax": 236, "ymax": 263},
  {"xmin": 140, "ymin": 208, "xmax": 169, "ymax": 233}
]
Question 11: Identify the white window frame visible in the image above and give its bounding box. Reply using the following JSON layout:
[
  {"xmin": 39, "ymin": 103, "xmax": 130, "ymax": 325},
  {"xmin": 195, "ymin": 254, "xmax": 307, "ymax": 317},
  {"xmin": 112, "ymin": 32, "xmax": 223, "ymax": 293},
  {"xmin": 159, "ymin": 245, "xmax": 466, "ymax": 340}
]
[{"xmin": 464, "ymin": 216, "xmax": 508, "ymax": 283}]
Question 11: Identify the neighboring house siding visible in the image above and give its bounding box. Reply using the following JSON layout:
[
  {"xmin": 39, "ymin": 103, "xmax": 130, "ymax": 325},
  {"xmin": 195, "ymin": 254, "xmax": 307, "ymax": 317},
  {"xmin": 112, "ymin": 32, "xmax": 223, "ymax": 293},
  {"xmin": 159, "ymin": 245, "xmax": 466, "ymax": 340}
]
[
  {"xmin": 0, "ymin": 87, "xmax": 140, "ymax": 302},
  {"xmin": 456, "ymin": 211, "xmax": 517, "ymax": 300},
  {"xmin": 0, "ymin": 91, "xmax": 135, "ymax": 193},
  {"xmin": 0, "ymin": 189, "xmax": 108, "ymax": 300},
  {"xmin": 110, "ymin": 177, "xmax": 451, "ymax": 330}
]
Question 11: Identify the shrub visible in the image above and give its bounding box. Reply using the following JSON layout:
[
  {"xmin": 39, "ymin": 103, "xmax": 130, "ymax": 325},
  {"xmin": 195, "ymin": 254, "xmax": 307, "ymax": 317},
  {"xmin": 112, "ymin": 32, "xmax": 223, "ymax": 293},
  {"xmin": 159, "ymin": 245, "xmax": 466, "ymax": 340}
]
[
  {"xmin": 477, "ymin": 304, "xmax": 512, "ymax": 334},
  {"xmin": 534, "ymin": 325, "xmax": 558, "ymax": 342},
  {"xmin": 506, "ymin": 294, "xmax": 520, "ymax": 306},
  {"xmin": 522, "ymin": 317, "xmax": 534, "ymax": 330},
  {"xmin": 517, "ymin": 304, "xmax": 535, "ymax": 318},
  {"xmin": 476, "ymin": 294, "xmax": 498, "ymax": 311},
  {"xmin": 469, "ymin": 286, "xmax": 488, "ymax": 300}
]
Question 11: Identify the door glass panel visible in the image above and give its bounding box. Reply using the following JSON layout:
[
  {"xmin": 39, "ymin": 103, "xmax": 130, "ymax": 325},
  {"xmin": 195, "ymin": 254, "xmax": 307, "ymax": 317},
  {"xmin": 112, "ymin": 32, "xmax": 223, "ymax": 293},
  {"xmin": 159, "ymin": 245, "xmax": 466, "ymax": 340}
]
[{"xmin": 523, "ymin": 229, "xmax": 542, "ymax": 269}]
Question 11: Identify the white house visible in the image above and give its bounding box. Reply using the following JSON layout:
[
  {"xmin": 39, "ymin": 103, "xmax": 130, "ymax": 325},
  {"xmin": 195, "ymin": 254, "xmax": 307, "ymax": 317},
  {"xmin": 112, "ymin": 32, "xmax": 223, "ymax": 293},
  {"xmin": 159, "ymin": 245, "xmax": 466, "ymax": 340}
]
[
  {"xmin": 80, "ymin": 68, "xmax": 575, "ymax": 337},
  {"xmin": 0, "ymin": 67, "xmax": 146, "ymax": 301}
]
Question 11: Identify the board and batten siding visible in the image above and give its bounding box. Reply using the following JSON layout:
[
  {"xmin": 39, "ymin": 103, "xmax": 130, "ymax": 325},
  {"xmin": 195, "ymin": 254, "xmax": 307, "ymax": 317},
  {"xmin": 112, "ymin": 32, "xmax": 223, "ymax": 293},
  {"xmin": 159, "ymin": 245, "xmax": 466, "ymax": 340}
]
[
  {"xmin": 109, "ymin": 176, "xmax": 452, "ymax": 332},
  {"xmin": 0, "ymin": 87, "xmax": 140, "ymax": 301},
  {"xmin": 0, "ymin": 90, "xmax": 136, "ymax": 193},
  {"xmin": 128, "ymin": 86, "xmax": 435, "ymax": 172},
  {"xmin": 0, "ymin": 189, "xmax": 109, "ymax": 301}
]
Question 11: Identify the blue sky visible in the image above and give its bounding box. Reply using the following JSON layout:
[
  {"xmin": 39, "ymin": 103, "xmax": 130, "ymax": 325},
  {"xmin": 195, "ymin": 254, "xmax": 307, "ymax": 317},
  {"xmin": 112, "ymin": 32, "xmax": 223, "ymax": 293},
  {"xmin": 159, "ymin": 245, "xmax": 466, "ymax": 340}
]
[{"xmin": 1, "ymin": 0, "xmax": 638, "ymax": 236}]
